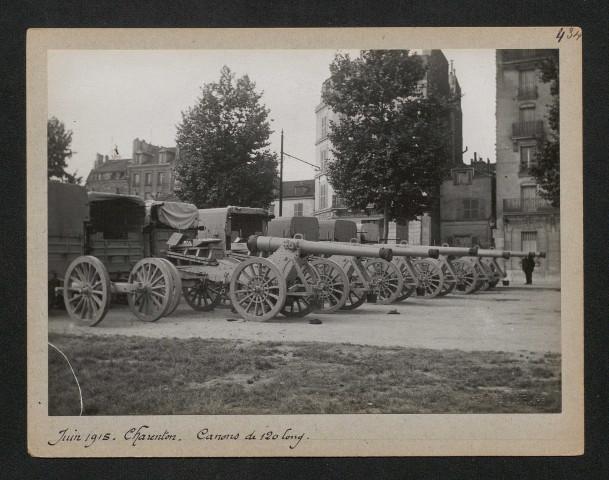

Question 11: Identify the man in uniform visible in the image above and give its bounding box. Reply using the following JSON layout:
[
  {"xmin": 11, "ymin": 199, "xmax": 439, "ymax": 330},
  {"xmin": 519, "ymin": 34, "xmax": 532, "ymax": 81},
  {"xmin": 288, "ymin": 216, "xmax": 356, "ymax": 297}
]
[{"xmin": 521, "ymin": 254, "xmax": 536, "ymax": 285}]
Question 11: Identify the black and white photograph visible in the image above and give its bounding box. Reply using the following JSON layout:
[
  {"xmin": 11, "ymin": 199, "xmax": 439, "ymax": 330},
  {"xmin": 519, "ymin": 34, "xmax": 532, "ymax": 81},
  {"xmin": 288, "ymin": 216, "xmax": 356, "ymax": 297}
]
[{"xmin": 28, "ymin": 28, "xmax": 583, "ymax": 457}]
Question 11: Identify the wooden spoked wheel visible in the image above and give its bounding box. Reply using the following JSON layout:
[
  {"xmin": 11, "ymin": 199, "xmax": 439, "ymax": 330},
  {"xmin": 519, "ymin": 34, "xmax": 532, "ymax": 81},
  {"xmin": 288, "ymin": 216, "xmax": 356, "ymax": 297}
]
[
  {"xmin": 364, "ymin": 259, "xmax": 404, "ymax": 305},
  {"xmin": 340, "ymin": 264, "xmax": 368, "ymax": 311},
  {"xmin": 280, "ymin": 262, "xmax": 319, "ymax": 318},
  {"xmin": 485, "ymin": 261, "xmax": 501, "ymax": 289},
  {"xmin": 472, "ymin": 261, "xmax": 491, "ymax": 292},
  {"xmin": 63, "ymin": 256, "xmax": 112, "ymax": 327},
  {"xmin": 394, "ymin": 260, "xmax": 417, "ymax": 302},
  {"xmin": 309, "ymin": 258, "xmax": 349, "ymax": 313},
  {"xmin": 183, "ymin": 279, "xmax": 223, "ymax": 312},
  {"xmin": 230, "ymin": 257, "xmax": 286, "ymax": 322},
  {"xmin": 437, "ymin": 262, "xmax": 457, "ymax": 297},
  {"xmin": 158, "ymin": 258, "xmax": 182, "ymax": 316},
  {"xmin": 127, "ymin": 258, "xmax": 174, "ymax": 322},
  {"xmin": 412, "ymin": 259, "xmax": 445, "ymax": 298},
  {"xmin": 451, "ymin": 259, "xmax": 479, "ymax": 295}
]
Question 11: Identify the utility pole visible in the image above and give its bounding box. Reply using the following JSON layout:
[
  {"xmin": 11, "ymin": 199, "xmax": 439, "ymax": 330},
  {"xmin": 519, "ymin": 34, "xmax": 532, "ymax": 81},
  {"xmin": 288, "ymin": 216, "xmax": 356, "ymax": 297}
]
[{"xmin": 279, "ymin": 129, "xmax": 284, "ymax": 217}]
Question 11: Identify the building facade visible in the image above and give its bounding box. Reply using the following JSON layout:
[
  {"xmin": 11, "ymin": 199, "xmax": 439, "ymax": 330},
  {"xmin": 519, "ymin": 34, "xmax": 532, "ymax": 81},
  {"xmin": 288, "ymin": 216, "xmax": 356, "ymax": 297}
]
[
  {"xmin": 269, "ymin": 180, "xmax": 315, "ymax": 218},
  {"xmin": 313, "ymin": 50, "xmax": 462, "ymax": 244},
  {"xmin": 440, "ymin": 155, "xmax": 496, "ymax": 248},
  {"xmin": 495, "ymin": 50, "xmax": 560, "ymax": 275},
  {"xmin": 86, "ymin": 139, "xmax": 179, "ymax": 201}
]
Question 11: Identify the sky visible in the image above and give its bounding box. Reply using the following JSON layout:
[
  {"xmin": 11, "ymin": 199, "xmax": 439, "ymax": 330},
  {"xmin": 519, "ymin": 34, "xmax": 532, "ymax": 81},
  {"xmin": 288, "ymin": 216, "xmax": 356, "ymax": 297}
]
[{"xmin": 48, "ymin": 49, "xmax": 496, "ymax": 182}]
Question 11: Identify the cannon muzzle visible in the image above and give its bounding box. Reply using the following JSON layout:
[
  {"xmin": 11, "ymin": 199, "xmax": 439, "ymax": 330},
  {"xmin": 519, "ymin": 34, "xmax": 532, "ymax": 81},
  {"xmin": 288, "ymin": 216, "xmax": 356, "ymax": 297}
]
[
  {"xmin": 248, "ymin": 236, "xmax": 393, "ymax": 260},
  {"xmin": 508, "ymin": 250, "xmax": 546, "ymax": 259}
]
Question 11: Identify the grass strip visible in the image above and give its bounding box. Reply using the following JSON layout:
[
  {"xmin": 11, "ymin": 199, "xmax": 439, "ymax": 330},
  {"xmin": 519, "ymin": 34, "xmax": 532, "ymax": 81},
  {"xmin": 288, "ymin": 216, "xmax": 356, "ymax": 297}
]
[{"xmin": 48, "ymin": 332, "xmax": 561, "ymax": 415}]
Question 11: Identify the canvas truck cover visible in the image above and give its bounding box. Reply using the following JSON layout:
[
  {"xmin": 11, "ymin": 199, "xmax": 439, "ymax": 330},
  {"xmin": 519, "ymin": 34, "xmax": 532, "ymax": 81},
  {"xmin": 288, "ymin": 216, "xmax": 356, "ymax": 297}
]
[
  {"xmin": 145, "ymin": 200, "xmax": 199, "ymax": 229},
  {"xmin": 48, "ymin": 181, "xmax": 90, "ymax": 237},
  {"xmin": 267, "ymin": 216, "xmax": 319, "ymax": 241},
  {"xmin": 357, "ymin": 222, "xmax": 380, "ymax": 243},
  {"xmin": 197, "ymin": 206, "xmax": 272, "ymax": 238},
  {"xmin": 319, "ymin": 219, "xmax": 358, "ymax": 242}
]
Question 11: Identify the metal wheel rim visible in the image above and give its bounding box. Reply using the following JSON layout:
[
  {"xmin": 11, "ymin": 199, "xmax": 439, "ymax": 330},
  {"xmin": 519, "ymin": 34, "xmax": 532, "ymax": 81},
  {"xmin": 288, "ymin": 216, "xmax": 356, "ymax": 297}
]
[
  {"xmin": 310, "ymin": 258, "xmax": 349, "ymax": 313},
  {"xmin": 127, "ymin": 258, "xmax": 173, "ymax": 322},
  {"xmin": 183, "ymin": 279, "xmax": 223, "ymax": 311},
  {"xmin": 158, "ymin": 258, "xmax": 182, "ymax": 316},
  {"xmin": 452, "ymin": 259, "xmax": 478, "ymax": 295},
  {"xmin": 394, "ymin": 261, "xmax": 416, "ymax": 302},
  {"xmin": 340, "ymin": 265, "xmax": 368, "ymax": 310},
  {"xmin": 364, "ymin": 259, "xmax": 403, "ymax": 304},
  {"xmin": 63, "ymin": 256, "xmax": 111, "ymax": 327},
  {"xmin": 230, "ymin": 257, "xmax": 286, "ymax": 322},
  {"xmin": 413, "ymin": 259, "xmax": 444, "ymax": 299}
]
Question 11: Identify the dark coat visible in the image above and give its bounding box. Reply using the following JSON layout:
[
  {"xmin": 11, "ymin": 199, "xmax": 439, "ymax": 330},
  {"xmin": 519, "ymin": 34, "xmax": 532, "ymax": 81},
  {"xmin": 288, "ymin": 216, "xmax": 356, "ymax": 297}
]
[{"xmin": 521, "ymin": 257, "xmax": 535, "ymax": 273}]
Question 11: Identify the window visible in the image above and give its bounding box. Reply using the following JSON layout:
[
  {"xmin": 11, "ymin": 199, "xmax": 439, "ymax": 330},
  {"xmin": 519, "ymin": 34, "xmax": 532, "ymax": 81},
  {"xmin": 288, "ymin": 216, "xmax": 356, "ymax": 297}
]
[
  {"xmin": 521, "ymin": 231, "xmax": 537, "ymax": 252},
  {"xmin": 116, "ymin": 188, "xmax": 121, "ymax": 194},
  {"xmin": 133, "ymin": 173, "xmax": 140, "ymax": 186},
  {"xmin": 457, "ymin": 198, "xmax": 485, "ymax": 220},
  {"xmin": 520, "ymin": 146, "xmax": 536, "ymax": 173},
  {"xmin": 158, "ymin": 171, "xmax": 164, "ymax": 185},
  {"xmin": 294, "ymin": 203, "xmax": 303, "ymax": 217},
  {"xmin": 521, "ymin": 185, "xmax": 538, "ymax": 212},
  {"xmin": 269, "ymin": 204, "xmax": 275, "ymax": 215},
  {"xmin": 519, "ymin": 105, "xmax": 536, "ymax": 124},
  {"xmin": 454, "ymin": 170, "xmax": 472, "ymax": 185},
  {"xmin": 145, "ymin": 172, "xmax": 152, "ymax": 186},
  {"xmin": 321, "ymin": 116, "xmax": 327, "ymax": 139},
  {"xmin": 519, "ymin": 69, "xmax": 535, "ymax": 89},
  {"xmin": 320, "ymin": 149, "xmax": 327, "ymax": 172},
  {"xmin": 320, "ymin": 183, "xmax": 328, "ymax": 209}
]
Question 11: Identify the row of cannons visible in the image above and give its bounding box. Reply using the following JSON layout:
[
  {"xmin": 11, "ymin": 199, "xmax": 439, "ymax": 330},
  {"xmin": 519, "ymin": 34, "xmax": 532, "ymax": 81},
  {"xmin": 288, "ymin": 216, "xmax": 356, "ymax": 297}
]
[{"xmin": 60, "ymin": 204, "xmax": 545, "ymax": 326}]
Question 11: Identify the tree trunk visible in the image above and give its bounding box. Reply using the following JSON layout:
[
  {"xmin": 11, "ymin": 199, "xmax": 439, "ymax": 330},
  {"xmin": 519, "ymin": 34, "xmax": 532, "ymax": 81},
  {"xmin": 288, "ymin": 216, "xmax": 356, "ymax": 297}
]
[{"xmin": 383, "ymin": 202, "xmax": 390, "ymax": 243}]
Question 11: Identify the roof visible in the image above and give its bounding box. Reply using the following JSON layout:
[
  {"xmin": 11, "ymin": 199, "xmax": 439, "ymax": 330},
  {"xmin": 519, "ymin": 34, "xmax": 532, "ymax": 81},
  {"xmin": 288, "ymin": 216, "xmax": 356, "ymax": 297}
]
[
  {"xmin": 279, "ymin": 180, "xmax": 315, "ymax": 199},
  {"xmin": 90, "ymin": 159, "xmax": 131, "ymax": 174},
  {"xmin": 88, "ymin": 191, "xmax": 146, "ymax": 206}
]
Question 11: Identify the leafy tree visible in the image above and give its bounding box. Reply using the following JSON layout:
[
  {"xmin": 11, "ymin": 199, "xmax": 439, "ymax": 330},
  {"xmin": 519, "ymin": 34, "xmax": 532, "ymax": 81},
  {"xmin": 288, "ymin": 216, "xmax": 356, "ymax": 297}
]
[
  {"xmin": 48, "ymin": 117, "xmax": 81, "ymax": 184},
  {"xmin": 322, "ymin": 50, "xmax": 456, "ymax": 240},
  {"xmin": 530, "ymin": 51, "xmax": 559, "ymax": 207},
  {"xmin": 173, "ymin": 66, "xmax": 278, "ymax": 208}
]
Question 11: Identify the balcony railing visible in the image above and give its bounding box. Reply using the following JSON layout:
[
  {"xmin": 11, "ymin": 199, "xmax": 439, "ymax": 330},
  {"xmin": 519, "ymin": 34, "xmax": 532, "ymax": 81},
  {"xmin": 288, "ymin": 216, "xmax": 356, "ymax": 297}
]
[
  {"xmin": 503, "ymin": 197, "xmax": 558, "ymax": 214},
  {"xmin": 517, "ymin": 85, "xmax": 538, "ymax": 100},
  {"xmin": 512, "ymin": 120, "xmax": 544, "ymax": 138}
]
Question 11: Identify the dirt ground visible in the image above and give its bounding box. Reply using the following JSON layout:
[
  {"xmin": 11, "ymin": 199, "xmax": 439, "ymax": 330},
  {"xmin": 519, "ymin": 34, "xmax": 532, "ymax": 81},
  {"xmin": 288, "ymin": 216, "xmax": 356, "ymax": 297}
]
[{"xmin": 48, "ymin": 283, "xmax": 561, "ymax": 353}]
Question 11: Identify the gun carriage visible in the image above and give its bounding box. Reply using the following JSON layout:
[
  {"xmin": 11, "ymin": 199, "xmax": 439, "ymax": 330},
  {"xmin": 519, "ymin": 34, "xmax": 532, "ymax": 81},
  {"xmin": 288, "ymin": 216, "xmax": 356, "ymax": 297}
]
[{"xmin": 268, "ymin": 217, "xmax": 392, "ymax": 315}]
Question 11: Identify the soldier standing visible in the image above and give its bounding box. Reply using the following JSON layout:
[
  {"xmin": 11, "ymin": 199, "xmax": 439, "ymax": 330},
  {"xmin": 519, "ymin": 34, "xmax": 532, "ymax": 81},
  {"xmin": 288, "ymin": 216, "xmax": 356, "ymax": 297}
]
[{"xmin": 521, "ymin": 254, "xmax": 536, "ymax": 285}]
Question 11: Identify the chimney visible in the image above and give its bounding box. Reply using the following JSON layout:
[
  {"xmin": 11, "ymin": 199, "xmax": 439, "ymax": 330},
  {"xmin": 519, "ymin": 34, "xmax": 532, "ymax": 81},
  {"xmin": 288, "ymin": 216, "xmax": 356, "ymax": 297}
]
[
  {"xmin": 95, "ymin": 153, "xmax": 104, "ymax": 169},
  {"xmin": 474, "ymin": 152, "xmax": 477, "ymax": 162}
]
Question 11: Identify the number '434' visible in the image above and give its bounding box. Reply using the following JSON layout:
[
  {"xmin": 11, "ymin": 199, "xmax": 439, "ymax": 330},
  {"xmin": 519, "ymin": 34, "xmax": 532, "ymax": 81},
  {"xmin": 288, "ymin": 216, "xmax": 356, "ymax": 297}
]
[{"xmin": 556, "ymin": 27, "xmax": 581, "ymax": 43}]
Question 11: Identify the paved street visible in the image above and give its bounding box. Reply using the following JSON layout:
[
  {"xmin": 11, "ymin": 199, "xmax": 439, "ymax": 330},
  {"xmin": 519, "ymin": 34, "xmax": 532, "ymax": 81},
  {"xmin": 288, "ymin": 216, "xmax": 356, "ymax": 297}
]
[{"xmin": 49, "ymin": 283, "xmax": 561, "ymax": 353}]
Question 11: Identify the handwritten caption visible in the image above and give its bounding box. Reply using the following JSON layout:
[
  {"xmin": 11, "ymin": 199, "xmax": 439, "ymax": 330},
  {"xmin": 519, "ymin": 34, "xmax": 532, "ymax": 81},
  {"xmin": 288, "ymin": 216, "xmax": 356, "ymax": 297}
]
[
  {"xmin": 556, "ymin": 27, "xmax": 581, "ymax": 43},
  {"xmin": 48, "ymin": 425, "xmax": 307, "ymax": 450}
]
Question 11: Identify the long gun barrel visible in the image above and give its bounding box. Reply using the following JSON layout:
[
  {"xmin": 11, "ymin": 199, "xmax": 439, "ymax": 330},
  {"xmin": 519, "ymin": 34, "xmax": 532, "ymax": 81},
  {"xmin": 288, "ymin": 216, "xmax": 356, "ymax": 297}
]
[
  {"xmin": 394, "ymin": 244, "xmax": 478, "ymax": 257},
  {"xmin": 247, "ymin": 235, "xmax": 393, "ymax": 261},
  {"xmin": 476, "ymin": 248, "xmax": 511, "ymax": 259},
  {"xmin": 506, "ymin": 250, "xmax": 546, "ymax": 259},
  {"xmin": 368, "ymin": 243, "xmax": 442, "ymax": 259}
]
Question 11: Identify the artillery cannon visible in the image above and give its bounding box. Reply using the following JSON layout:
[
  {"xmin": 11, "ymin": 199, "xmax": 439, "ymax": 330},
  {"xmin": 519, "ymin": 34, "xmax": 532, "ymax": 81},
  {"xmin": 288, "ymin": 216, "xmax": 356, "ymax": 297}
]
[
  {"xmin": 246, "ymin": 235, "xmax": 392, "ymax": 316},
  {"xmin": 269, "ymin": 217, "xmax": 397, "ymax": 315},
  {"xmin": 318, "ymin": 219, "xmax": 403, "ymax": 309}
]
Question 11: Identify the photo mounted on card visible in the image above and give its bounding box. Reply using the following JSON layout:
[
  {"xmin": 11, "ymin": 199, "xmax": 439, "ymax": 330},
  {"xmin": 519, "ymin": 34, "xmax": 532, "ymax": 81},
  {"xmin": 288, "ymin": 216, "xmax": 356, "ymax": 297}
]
[{"xmin": 27, "ymin": 27, "xmax": 583, "ymax": 457}]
